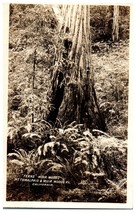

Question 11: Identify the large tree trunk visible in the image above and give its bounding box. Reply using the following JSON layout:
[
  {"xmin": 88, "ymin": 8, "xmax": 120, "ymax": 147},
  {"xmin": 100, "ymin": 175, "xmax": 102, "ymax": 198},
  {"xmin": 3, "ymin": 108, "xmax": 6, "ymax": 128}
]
[
  {"xmin": 112, "ymin": 5, "xmax": 119, "ymax": 42},
  {"xmin": 47, "ymin": 5, "xmax": 106, "ymax": 131}
]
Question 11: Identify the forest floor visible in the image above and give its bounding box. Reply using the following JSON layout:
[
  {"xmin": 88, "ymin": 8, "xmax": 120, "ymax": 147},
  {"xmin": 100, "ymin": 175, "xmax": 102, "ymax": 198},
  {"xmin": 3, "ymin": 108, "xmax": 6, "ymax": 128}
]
[{"xmin": 7, "ymin": 40, "xmax": 129, "ymax": 202}]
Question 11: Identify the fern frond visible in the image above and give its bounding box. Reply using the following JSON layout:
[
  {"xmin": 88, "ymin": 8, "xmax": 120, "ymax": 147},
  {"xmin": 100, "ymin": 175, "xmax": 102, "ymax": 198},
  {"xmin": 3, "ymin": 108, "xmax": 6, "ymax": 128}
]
[
  {"xmin": 18, "ymin": 149, "xmax": 28, "ymax": 158},
  {"xmin": 64, "ymin": 127, "xmax": 78, "ymax": 134},
  {"xmin": 37, "ymin": 145, "xmax": 43, "ymax": 156},
  {"xmin": 37, "ymin": 159, "xmax": 53, "ymax": 168},
  {"xmin": 10, "ymin": 159, "xmax": 24, "ymax": 167},
  {"xmin": 73, "ymin": 123, "xmax": 84, "ymax": 129},
  {"xmin": 55, "ymin": 118, "xmax": 63, "ymax": 128},
  {"xmin": 105, "ymin": 178, "xmax": 118, "ymax": 189},
  {"xmin": 22, "ymin": 133, "xmax": 41, "ymax": 139},
  {"xmin": 92, "ymin": 129, "xmax": 111, "ymax": 138},
  {"xmin": 43, "ymin": 120, "xmax": 53, "ymax": 129},
  {"xmin": 118, "ymin": 178, "xmax": 127, "ymax": 189},
  {"xmin": 7, "ymin": 153, "xmax": 21, "ymax": 159},
  {"xmin": 43, "ymin": 163, "xmax": 64, "ymax": 175},
  {"xmin": 13, "ymin": 149, "xmax": 25, "ymax": 161},
  {"xmin": 67, "ymin": 121, "xmax": 77, "ymax": 128}
]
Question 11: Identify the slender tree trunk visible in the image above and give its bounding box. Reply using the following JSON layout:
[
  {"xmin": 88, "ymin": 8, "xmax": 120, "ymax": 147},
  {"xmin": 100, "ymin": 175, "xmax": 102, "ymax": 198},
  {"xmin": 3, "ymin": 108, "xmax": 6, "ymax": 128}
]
[
  {"xmin": 32, "ymin": 49, "xmax": 36, "ymax": 125},
  {"xmin": 112, "ymin": 5, "xmax": 119, "ymax": 42}
]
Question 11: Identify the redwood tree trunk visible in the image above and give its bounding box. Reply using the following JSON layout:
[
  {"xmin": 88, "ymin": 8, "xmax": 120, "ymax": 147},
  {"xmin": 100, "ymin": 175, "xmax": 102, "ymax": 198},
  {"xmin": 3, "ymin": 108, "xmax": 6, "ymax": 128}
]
[{"xmin": 47, "ymin": 5, "xmax": 106, "ymax": 131}]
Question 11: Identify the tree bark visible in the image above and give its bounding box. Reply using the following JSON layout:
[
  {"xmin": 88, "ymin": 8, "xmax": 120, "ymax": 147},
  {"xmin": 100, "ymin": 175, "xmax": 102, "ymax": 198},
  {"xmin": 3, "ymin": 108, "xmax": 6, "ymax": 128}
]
[
  {"xmin": 46, "ymin": 5, "xmax": 106, "ymax": 131},
  {"xmin": 112, "ymin": 5, "xmax": 119, "ymax": 42}
]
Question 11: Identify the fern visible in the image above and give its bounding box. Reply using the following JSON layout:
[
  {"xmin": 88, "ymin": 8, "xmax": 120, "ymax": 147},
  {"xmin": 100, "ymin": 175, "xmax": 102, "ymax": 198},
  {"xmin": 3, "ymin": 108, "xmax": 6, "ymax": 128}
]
[
  {"xmin": 18, "ymin": 148, "xmax": 28, "ymax": 157},
  {"xmin": 9, "ymin": 159, "xmax": 24, "ymax": 167},
  {"xmin": 118, "ymin": 178, "xmax": 127, "ymax": 189},
  {"xmin": 105, "ymin": 178, "xmax": 127, "ymax": 193},
  {"xmin": 8, "ymin": 149, "xmax": 39, "ymax": 174},
  {"xmin": 38, "ymin": 159, "xmax": 53, "ymax": 168},
  {"xmin": 7, "ymin": 153, "xmax": 21, "ymax": 159},
  {"xmin": 22, "ymin": 132, "xmax": 41, "ymax": 139},
  {"xmin": 66, "ymin": 121, "xmax": 77, "ymax": 128},
  {"xmin": 63, "ymin": 127, "xmax": 78, "ymax": 134},
  {"xmin": 43, "ymin": 163, "xmax": 64, "ymax": 175},
  {"xmin": 55, "ymin": 118, "xmax": 63, "ymax": 128},
  {"xmin": 92, "ymin": 129, "xmax": 111, "ymax": 138}
]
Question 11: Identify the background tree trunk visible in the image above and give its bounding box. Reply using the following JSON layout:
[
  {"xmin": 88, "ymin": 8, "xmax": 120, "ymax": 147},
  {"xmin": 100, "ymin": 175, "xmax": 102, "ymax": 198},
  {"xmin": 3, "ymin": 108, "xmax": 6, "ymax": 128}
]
[
  {"xmin": 47, "ymin": 5, "xmax": 106, "ymax": 131},
  {"xmin": 112, "ymin": 5, "xmax": 119, "ymax": 42}
]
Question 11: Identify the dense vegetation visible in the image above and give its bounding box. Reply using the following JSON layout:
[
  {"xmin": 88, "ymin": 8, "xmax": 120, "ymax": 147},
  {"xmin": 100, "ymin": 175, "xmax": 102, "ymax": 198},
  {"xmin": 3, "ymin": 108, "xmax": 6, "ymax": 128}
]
[{"xmin": 7, "ymin": 4, "xmax": 129, "ymax": 202}]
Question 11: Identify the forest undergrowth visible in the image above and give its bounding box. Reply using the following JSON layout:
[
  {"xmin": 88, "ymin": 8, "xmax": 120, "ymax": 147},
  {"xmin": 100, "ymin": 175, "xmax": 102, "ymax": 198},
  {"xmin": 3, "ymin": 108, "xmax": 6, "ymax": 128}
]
[
  {"xmin": 7, "ymin": 41, "xmax": 128, "ymax": 202},
  {"xmin": 92, "ymin": 39, "xmax": 129, "ymax": 139},
  {"xmin": 7, "ymin": 120, "xmax": 127, "ymax": 202}
]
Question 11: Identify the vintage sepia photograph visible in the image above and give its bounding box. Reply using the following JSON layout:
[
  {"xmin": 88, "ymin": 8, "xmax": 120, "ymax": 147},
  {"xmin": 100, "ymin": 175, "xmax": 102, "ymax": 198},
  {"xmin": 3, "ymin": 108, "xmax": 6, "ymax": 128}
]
[{"xmin": 4, "ymin": 2, "xmax": 131, "ymax": 208}]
